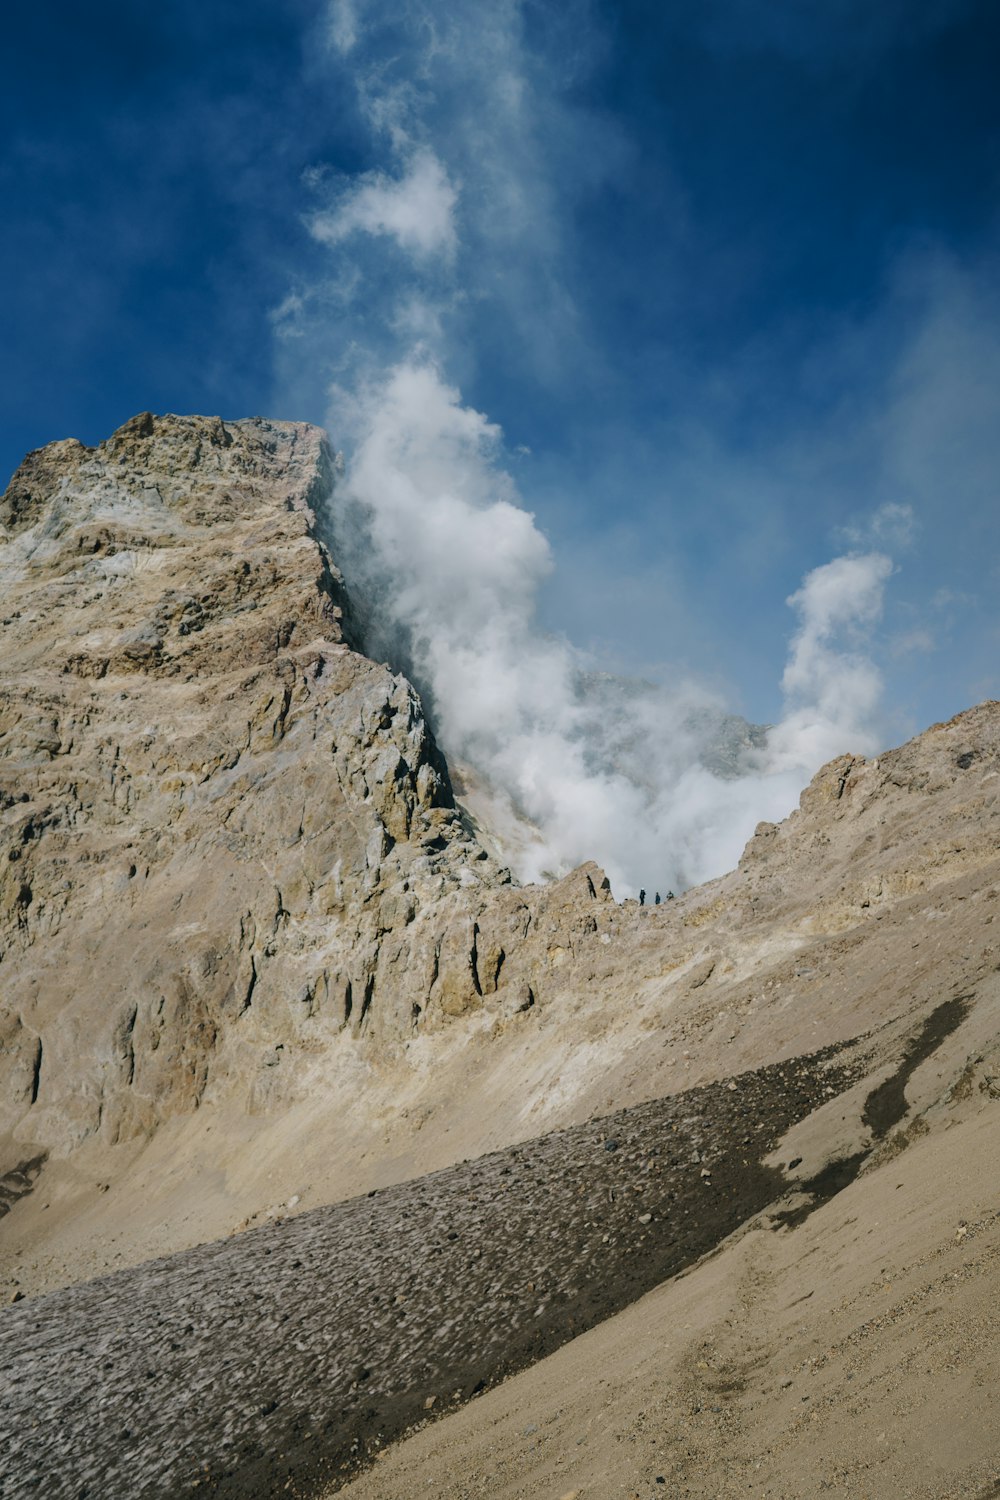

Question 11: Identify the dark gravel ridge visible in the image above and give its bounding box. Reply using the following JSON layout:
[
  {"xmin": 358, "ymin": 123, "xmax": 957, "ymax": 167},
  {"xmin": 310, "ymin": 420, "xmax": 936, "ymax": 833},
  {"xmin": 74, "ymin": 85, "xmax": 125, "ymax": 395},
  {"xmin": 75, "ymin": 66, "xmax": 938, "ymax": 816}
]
[{"xmin": 0, "ymin": 1046, "xmax": 860, "ymax": 1500}]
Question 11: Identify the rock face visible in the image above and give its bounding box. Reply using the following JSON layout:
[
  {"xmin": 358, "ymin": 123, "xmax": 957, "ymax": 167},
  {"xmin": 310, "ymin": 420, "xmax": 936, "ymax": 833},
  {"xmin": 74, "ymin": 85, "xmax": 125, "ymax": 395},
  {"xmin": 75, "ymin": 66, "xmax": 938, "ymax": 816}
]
[{"xmin": 0, "ymin": 414, "xmax": 617, "ymax": 1168}]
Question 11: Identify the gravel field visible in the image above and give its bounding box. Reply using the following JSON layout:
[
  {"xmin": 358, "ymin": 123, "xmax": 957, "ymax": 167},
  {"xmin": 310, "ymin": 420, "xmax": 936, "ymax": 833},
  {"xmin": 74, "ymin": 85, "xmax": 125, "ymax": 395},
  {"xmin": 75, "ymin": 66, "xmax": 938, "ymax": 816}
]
[{"xmin": 0, "ymin": 1044, "xmax": 860, "ymax": 1500}]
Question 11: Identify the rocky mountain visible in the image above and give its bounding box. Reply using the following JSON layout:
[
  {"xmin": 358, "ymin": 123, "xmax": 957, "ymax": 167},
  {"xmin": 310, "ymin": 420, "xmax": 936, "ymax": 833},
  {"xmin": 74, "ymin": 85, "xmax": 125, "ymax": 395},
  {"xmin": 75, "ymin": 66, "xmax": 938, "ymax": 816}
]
[
  {"xmin": 0, "ymin": 414, "xmax": 590, "ymax": 1153},
  {"xmin": 0, "ymin": 414, "xmax": 998, "ymax": 1498}
]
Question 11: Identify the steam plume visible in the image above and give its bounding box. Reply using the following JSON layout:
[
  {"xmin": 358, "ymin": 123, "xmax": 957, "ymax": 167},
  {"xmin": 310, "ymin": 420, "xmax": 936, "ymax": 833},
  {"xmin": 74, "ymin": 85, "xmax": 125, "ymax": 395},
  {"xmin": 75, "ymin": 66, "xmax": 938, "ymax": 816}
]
[
  {"xmin": 324, "ymin": 361, "xmax": 892, "ymax": 894},
  {"xmin": 285, "ymin": 0, "xmax": 899, "ymax": 895}
]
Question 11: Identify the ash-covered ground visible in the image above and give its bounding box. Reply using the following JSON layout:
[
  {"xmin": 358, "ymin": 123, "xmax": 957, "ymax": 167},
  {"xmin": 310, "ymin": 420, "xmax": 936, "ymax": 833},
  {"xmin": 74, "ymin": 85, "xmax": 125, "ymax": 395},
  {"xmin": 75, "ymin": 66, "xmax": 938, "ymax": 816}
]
[{"xmin": 0, "ymin": 1044, "xmax": 866, "ymax": 1500}]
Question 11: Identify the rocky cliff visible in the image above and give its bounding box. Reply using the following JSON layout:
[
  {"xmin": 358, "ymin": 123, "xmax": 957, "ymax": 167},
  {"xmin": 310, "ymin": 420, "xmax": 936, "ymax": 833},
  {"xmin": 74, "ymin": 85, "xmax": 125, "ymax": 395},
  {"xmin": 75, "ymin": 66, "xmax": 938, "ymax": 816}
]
[
  {"xmin": 0, "ymin": 418, "xmax": 594, "ymax": 1130},
  {"xmin": 0, "ymin": 414, "xmax": 625, "ymax": 1243}
]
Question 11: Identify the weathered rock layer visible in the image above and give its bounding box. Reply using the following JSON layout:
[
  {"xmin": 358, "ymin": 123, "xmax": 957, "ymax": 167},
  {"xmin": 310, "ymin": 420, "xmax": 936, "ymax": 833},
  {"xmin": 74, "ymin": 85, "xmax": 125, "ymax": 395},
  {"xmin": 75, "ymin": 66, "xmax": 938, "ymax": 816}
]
[{"xmin": 0, "ymin": 414, "xmax": 611, "ymax": 1169}]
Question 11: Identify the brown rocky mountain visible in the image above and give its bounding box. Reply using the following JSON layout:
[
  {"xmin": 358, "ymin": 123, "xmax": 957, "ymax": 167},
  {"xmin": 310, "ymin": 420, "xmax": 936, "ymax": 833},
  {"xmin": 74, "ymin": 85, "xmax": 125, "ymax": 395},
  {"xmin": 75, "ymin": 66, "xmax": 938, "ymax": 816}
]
[{"xmin": 0, "ymin": 414, "xmax": 998, "ymax": 1497}]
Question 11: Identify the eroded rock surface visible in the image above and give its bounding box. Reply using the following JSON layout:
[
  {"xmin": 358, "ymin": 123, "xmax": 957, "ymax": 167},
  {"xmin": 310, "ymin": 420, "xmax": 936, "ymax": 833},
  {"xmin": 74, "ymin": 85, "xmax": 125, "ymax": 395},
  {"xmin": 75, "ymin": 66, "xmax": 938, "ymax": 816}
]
[{"xmin": 0, "ymin": 414, "xmax": 617, "ymax": 1169}]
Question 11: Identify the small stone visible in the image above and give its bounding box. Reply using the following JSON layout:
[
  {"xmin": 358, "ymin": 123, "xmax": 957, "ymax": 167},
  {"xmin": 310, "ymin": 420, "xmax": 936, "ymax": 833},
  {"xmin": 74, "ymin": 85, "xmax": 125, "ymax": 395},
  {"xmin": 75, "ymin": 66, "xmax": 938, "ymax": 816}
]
[
  {"xmin": 638, "ymin": 1213, "xmax": 652, "ymax": 1224},
  {"xmin": 604, "ymin": 1139, "xmax": 619, "ymax": 1153},
  {"xmin": 424, "ymin": 1395, "xmax": 436, "ymax": 1410}
]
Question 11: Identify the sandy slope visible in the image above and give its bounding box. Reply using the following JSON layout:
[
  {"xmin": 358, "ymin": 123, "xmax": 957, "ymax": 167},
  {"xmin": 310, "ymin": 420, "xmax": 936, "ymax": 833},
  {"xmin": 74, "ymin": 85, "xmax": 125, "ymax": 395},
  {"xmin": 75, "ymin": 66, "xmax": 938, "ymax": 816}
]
[{"xmin": 333, "ymin": 1020, "xmax": 1000, "ymax": 1500}]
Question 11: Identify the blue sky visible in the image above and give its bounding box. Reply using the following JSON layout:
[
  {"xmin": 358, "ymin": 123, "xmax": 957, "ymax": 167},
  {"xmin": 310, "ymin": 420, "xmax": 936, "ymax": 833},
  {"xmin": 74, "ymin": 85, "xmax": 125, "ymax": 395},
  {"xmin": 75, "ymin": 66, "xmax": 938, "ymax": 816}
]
[{"xmin": 3, "ymin": 0, "xmax": 999, "ymax": 749}]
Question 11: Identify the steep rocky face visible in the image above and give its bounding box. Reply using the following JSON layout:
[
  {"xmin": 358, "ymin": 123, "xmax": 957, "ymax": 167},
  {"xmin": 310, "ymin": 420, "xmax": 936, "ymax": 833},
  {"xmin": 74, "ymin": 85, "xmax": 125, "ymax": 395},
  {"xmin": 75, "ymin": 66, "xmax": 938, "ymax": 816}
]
[{"xmin": 2, "ymin": 414, "xmax": 607, "ymax": 1163}]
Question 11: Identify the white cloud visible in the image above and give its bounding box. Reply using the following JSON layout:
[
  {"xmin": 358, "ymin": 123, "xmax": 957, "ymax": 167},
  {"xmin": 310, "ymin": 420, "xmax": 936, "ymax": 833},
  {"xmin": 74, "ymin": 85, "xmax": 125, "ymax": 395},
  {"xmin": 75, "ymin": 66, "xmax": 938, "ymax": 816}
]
[
  {"xmin": 784, "ymin": 553, "xmax": 891, "ymax": 681},
  {"xmin": 295, "ymin": 0, "xmax": 615, "ymax": 392},
  {"xmin": 278, "ymin": 2, "xmax": 951, "ymax": 895},
  {"xmin": 767, "ymin": 553, "xmax": 893, "ymax": 770},
  {"xmin": 931, "ymin": 586, "xmax": 976, "ymax": 613},
  {"xmin": 269, "ymin": 291, "xmax": 306, "ymax": 339},
  {"xmin": 310, "ymin": 149, "xmax": 458, "ymax": 261},
  {"xmin": 870, "ymin": 501, "xmax": 917, "ymax": 549},
  {"xmin": 838, "ymin": 500, "xmax": 917, "ymax": 551},
  {"xmin": 889, "ymin": 627, "xmax": 935, "ymax": 658},
  {"xmin": 327, "ymin": 0, "xmax": 360, "ymax": 55}
]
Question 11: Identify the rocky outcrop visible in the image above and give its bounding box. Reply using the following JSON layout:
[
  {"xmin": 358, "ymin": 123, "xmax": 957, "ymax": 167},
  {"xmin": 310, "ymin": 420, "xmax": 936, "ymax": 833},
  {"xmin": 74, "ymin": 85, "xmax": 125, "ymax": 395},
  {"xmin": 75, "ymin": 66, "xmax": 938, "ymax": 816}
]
[
  {"xmin": 0, "ymin": 415, "xmax": 616, "ymax": 1164},
  {"xmin": 2, "ymin": 413, "xmax": 999, "ymax": 1313}
]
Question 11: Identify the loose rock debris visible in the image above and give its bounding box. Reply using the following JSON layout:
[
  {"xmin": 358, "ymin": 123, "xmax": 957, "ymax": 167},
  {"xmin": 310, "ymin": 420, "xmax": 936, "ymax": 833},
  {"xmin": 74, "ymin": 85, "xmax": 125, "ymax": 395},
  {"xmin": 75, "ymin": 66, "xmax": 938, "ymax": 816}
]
[{"xmin": 0, "ymin": 1044, "xmax": 866, "ymax": 1500}]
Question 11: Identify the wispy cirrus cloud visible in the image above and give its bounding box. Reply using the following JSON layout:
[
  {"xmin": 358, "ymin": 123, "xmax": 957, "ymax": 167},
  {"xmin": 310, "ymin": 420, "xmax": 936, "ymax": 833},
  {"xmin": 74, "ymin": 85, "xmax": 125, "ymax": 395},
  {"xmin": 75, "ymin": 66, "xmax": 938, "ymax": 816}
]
[
  {"xmin": 327, "ymin": 0, "xmax": 359, "ymax": 55},
  {"xmin": 310, "ymin": 148, "xmax": 458, "ymax": 261},
  {"xmin": 837, "ymin": 502, "xmax": 918, "ymax": 553}
]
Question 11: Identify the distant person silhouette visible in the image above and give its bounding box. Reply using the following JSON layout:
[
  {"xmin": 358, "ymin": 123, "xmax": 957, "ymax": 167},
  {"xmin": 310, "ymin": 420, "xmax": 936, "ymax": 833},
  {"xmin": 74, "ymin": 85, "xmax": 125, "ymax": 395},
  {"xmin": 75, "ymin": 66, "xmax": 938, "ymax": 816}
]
[
  {"xmin": 638, "ymin": 889, "xmax": 645, "ymax": 906},
  {"xmin": 654, "ymin": 891, "xmax": 661, "ymax": 905}
]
